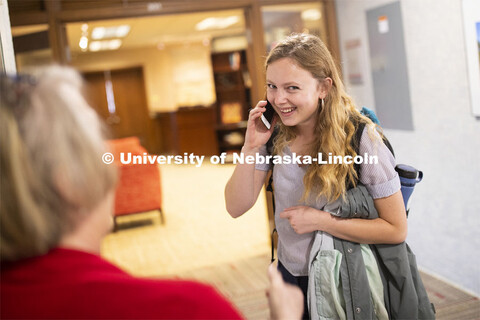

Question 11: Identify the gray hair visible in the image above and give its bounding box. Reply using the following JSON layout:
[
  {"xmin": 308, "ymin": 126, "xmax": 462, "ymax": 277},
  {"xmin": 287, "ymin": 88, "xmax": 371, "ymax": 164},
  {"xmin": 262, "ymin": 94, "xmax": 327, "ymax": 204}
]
[{"xmin": 0, "ymin": 66, "xmax": 117, "ymax": 261}]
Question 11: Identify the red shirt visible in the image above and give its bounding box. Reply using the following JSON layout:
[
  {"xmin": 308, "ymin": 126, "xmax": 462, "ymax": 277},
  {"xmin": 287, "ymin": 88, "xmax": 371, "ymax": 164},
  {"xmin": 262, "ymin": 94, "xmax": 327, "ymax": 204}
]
[{"xmin": 1, "ymin": 248, "xmax": 243, "ymax": 319}]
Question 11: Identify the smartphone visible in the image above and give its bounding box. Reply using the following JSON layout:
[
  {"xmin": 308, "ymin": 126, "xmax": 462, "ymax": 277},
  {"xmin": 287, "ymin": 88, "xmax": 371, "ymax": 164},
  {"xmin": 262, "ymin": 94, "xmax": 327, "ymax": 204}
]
[{"xmin": 260, "ymin": 100, "xmax": 275, "ymax": 130}]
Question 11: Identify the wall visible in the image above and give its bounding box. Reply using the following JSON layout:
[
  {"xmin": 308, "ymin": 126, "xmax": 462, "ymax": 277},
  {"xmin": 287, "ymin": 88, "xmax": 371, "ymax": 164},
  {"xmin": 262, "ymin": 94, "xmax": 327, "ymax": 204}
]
[
  {"xmin": 70, "ymin": 42, "xmax": 216, "ymax": 113},
  {"xmin": 169, "ymin": 43, "xmax": 216, "ymax": 108},
  {"xmin": 336, "ymin": 0, "xmax": 480, "ymax": 295}
]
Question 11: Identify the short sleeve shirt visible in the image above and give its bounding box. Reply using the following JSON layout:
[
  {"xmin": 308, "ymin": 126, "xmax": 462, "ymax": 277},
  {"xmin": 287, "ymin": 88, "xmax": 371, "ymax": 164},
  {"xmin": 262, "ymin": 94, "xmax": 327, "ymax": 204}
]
[{"xmin": 255, "ymin": 126, "xmax": 400, "ymax": 276}]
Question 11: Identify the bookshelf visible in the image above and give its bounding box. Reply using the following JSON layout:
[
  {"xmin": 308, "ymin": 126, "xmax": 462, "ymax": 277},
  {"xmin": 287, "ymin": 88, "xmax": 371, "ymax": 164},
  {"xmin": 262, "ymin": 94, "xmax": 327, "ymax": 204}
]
[{"xmin": 211, "ymin": 50, "xmax": 251, "ymax": 154}]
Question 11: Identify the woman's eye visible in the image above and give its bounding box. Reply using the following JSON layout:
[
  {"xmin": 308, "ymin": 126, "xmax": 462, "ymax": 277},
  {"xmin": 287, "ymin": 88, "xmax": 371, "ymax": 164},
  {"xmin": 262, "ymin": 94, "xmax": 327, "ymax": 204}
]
[
  {"xmin": 288, "ymin": 86, "xmax": 300, "ymax": 90},
  {"xmin": 267, "ymin": 84, "xmax": 276, "ymax": 89}
]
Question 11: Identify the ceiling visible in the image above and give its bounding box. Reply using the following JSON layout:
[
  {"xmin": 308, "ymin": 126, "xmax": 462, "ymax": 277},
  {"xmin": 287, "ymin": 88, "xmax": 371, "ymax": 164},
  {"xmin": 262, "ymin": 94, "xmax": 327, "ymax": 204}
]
[
  {"xmin": 65, "ymin": 9, "xmax": 246, "ymax": 53},
  {"xmin": 11, "ymin": 2, "xmax": 323, "ymax": 55}
]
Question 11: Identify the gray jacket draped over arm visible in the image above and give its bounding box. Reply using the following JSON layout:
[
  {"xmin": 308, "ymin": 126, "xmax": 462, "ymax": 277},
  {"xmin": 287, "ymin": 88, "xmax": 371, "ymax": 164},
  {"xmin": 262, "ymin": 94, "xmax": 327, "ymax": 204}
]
[{"xmin": 315, "ymin": 184, "xmax": 435, "ymax": 320}]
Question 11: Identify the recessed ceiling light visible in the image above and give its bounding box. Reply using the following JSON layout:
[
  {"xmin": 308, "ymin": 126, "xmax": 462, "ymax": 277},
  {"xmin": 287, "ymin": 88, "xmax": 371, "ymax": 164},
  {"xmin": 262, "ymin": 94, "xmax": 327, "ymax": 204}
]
[
  {"xmin": 89, "ymin": 39, "xmax": 122, "ymax": 52},
  {"xmin": 115, "ymin": 25, "xmax": 130, "ymax": 38},
  {"xmin": 91, "ymin": 25, "xmax": 130, "ymax": 40},
  {"xmin": 195, "ymin": 16, "xmax": 239, "ymax": 31},
  {"xmin": 79, "ymin": 36, "xmax": 88, "ymax": 51},
  {"xmin": 91, "ymin": 27, "xmax": 106, "ymax": 40},
  {"xmin": 89, "ymin": 41, "xmax": 101, "ymax": 52},
  {"xmin": 108, "ymin": 39, "xmax": 122, "ymax": 50}
]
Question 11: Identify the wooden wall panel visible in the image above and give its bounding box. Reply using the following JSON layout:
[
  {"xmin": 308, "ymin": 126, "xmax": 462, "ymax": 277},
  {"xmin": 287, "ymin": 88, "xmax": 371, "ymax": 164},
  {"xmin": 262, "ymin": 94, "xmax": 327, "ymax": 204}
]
[
  {"xmin": 7, "ymin": 0, "xmax": 45, "ymax": 14},
  {"xmin": 83, "ymin": 67, "xmax": 161, "ymax": 154},
  {"xmin": 176, "ymin": 107, "xmax": 218, "ymax": 156},
  {"xmin": 155, "ymin": 107, "xmax": 218, "ymax": 156}
]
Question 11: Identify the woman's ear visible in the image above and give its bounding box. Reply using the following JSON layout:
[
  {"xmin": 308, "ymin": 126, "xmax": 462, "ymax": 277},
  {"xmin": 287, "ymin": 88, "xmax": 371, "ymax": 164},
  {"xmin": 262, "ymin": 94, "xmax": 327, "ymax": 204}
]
[{"xmin": 319, "ymin": 77, "xmax": 333, "ymax": 99}]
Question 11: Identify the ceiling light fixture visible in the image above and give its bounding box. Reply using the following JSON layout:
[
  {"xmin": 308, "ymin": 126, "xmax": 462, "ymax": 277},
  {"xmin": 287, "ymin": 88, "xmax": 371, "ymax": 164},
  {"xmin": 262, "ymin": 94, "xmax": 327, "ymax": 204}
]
[
  {"xmin": 195, "ymin": 16, "xmax": 239, "ymax": 31},
  {"xmin": 89, "ymin": 39, "xmax": 122, "ymax": 52},
  {"xmin": 91, "ymin": 25, "xmax": 130, "ymax": 40},
  {"xmin": 79, "ymin": 36, "xmax": 88, "ymax": 51},
  {"xmin": 79, "ymin": 23, "xmax": 89, "ymax": 52}
]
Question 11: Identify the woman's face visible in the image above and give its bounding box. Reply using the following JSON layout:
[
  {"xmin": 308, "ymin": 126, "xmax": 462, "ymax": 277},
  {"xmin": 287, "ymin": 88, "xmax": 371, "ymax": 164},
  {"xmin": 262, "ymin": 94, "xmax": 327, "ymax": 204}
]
[{"xmin": 266, "ymin": 57, "xmax": 324, "ymax": 130}]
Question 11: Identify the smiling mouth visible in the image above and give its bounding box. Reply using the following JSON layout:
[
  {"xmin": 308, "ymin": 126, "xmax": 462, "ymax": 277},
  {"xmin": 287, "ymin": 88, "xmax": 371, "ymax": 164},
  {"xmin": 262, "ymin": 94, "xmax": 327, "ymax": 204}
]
[{"xmin": 279, "ymin": 107, "xmax": 296, "ymax": 114}]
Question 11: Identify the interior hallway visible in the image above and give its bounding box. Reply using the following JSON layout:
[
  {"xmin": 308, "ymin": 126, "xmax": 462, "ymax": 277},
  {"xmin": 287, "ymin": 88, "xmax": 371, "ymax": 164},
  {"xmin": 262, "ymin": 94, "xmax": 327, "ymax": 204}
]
[{"xmin": 101, "ymin": 163, "xmax": 479, "ymax": 319}]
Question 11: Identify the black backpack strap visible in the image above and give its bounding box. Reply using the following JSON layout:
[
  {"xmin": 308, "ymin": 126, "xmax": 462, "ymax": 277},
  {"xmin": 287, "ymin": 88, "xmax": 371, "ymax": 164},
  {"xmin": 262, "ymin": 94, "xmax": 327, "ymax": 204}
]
[
  {"xmin": 266, "ymin": 128, "xmax": 278, "ymax": 212},
  {"xmin": 347, "ymin": 120, "xmax": 366, "ymax": 189},
  {"xmin": 266, "ymin": 127, "xmax": 278, "ymax": 199},
  {"xmin": 359, "ymin": 107, "xmax": 395, "ymax": 157},
  {"xmin": 266, "ymin": 127, "xmax": 277, "ymax": 155},
  {"xmin": 351, "ymin": 120, "xmax": 395, "ymax": 187},
  {"xmin": 381, "ymin": 132, "xmax": 395, "ymax": 157},
  {"xmin": 266, "ymin": 128, "xmax": 278, "ymax": 262},
  {"xmin": 270, "ymin": 228, "xmax": 277, "ymax": 263}
]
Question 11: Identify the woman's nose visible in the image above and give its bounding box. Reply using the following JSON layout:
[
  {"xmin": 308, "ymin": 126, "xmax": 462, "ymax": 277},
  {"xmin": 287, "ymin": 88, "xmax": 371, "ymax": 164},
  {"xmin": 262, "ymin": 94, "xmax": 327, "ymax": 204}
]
[{"xmin": 273, "ymin": 90, "xmax": 288, "ymax": 106}]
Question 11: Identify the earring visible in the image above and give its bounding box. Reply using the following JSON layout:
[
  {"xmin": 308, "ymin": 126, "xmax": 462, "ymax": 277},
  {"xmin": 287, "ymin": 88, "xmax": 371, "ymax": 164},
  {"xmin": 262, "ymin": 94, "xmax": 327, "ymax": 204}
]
[{"xmin": 321, "ymin": 98, "xmax": 324, "ymax": 107}]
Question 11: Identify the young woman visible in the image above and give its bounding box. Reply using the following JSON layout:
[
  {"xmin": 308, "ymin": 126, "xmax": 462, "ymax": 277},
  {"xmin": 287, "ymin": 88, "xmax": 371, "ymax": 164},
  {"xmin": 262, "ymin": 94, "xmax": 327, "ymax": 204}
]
[
  {"xmin": 0, "ymin": 66, "xmax": 303, "ymax": 320},
  {"xmin": 225, "ymin": 33, "xmax": 409, "ymax": 319}
]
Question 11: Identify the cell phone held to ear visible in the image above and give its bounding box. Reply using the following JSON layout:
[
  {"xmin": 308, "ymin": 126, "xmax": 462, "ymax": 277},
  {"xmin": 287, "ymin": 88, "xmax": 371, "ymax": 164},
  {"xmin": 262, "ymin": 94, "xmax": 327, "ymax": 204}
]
[{"xmin": 261, "ymin": 100, "xmax": 275, "ymax": 130}]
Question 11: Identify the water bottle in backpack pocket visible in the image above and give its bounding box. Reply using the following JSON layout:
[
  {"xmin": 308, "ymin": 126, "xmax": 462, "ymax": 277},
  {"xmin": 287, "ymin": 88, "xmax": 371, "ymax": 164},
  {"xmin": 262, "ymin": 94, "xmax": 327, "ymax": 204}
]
[{"xmin": 395, "ymin": 164, "xmax": 423, "ymax": 215}]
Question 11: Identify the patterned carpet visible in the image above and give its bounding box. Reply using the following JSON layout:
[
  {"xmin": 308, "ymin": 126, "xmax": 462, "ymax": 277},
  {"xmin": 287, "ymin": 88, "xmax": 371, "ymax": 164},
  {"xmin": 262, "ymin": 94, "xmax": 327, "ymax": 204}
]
[
  {"xmin": 421, "ymin": 271, "xmax": 480, "ymax": 320},
  {"xmin": 177, "ymin": 254, "xmax": 271, "ymax": 320},
  {"xmin": 176, "ymin": 253, "xmax": 480, "ymax": 320}
]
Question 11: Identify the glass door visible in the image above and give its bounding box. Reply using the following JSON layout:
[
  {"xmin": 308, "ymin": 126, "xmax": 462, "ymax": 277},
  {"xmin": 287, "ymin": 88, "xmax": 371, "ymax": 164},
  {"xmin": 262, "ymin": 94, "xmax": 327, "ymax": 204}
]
[{"xmin": 261, "ymin": 2, "xmax": 328, "ymax": 52}]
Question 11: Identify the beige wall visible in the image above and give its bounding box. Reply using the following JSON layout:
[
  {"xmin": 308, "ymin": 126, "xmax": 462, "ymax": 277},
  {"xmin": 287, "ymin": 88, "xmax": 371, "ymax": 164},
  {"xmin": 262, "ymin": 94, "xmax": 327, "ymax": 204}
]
[
  {"xmin": 169, "ymin": 43, "xmax": 216, "ymax": 108},
  {"xmin": 70, "ymin": 42, "xmax": 216, "ymax": 113}
]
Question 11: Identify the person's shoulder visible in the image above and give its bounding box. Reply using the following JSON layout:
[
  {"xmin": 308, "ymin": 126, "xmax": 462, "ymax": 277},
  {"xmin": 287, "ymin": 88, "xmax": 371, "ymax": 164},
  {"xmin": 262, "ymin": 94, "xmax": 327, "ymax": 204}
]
[
  {"xmin": 93, "ymin": 277, "xmax": 243, "ymax": 319},
  {"xmin": 358, "ymin": 122, "xmax": 384, "ymax": 147},
  {"xmin": 130, "ymin": 278, "xmax": 231, "ymax": 304},
  {"xmin": 44, "ymin": 249, "xmax": 242, "ymax": 318},
  {"xmin": 132, "ymin": 277, "xmax": 221, "ymax": 295}
]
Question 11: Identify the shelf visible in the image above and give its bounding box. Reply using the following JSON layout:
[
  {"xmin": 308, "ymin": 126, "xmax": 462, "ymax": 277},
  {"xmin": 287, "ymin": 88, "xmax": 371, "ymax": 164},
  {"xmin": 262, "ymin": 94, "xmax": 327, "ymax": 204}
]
[{"xmin": 211, "ymin": 50, "xmax": 249, "ymax": 155}]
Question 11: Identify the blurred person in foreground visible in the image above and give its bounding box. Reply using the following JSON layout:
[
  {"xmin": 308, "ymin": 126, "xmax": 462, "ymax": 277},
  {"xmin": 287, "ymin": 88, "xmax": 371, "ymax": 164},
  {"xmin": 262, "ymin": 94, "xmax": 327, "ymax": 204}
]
[{"xmin": 0, "ymin": 66, "xmax": 303, "ymax": 320}]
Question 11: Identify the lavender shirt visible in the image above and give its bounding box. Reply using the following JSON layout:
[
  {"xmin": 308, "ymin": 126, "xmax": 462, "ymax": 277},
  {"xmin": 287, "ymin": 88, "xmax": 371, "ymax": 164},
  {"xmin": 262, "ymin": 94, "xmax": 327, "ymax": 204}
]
[{"xmin": 255, "ymin": 127, "xmax": 401, "ymax": 276}]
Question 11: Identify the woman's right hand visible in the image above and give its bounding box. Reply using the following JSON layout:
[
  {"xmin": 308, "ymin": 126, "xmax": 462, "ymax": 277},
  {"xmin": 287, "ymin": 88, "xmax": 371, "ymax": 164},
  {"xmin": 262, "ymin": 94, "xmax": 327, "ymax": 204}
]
[
  {"xmin": 243, "ymin": 101, "xmax": 277, "ymax": 153},
  {"xmin": 225, "ymin": 100, "xmax": 274, "ymax": 218}
]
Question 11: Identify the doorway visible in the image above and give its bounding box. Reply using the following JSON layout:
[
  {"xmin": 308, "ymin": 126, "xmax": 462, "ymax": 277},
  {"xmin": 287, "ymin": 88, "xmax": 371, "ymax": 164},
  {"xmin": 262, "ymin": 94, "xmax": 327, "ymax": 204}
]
[{"xmin": 83, "ymin": 67, "xmax": 158, "ymax": 153}]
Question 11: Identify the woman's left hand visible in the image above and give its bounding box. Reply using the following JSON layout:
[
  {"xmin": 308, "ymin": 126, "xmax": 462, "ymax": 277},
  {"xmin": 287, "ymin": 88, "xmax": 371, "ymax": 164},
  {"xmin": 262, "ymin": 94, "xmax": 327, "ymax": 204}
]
[
  {"xmin": 279, "ymin": 206, "xmax": 327, "ymax": 234},
  {"xmin": 281, "ymin": 192, "xmax": 407, "ymax": 243}
]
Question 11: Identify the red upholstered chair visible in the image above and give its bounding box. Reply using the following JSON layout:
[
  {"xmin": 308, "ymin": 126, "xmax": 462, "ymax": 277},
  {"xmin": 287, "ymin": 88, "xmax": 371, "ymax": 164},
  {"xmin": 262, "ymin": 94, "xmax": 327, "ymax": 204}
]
[{"xmin": 107, "ymin": 137, "xmax": 164, "ymax": 230}]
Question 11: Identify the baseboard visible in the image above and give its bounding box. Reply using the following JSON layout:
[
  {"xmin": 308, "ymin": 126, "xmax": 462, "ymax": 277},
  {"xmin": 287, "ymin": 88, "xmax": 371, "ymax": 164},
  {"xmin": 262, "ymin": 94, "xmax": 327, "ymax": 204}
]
[{"xmin": 418, "ymin": 266, "xmax": 480, "ymax": 298}]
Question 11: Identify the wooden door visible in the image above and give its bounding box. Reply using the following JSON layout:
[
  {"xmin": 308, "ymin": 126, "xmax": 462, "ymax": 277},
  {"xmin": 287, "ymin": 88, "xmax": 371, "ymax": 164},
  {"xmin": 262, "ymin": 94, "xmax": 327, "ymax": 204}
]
[{"xmin": 83, "ymin": 67, "xmax": 158, "ymax": 153}]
